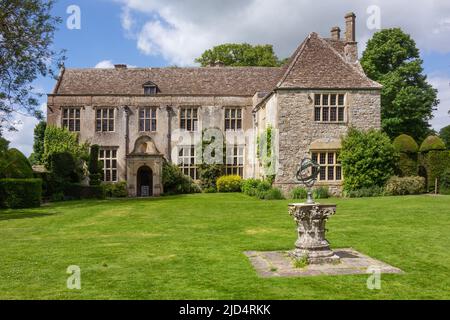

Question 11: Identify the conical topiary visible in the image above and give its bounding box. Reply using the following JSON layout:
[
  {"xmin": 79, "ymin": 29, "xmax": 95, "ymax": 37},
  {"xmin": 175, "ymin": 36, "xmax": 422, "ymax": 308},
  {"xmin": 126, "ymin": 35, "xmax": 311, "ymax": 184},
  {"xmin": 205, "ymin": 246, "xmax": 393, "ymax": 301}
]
[{"xmin": 420, "ymin": 136, "xmax": 446, "ymax": 153}]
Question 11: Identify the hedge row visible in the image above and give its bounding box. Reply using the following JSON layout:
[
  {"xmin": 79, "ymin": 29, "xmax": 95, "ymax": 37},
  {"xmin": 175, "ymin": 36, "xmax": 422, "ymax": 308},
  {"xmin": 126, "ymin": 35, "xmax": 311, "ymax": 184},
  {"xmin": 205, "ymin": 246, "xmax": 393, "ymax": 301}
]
[{"xmin": 0, "ymin": 179, "xmax": 42, "ymax": 209}]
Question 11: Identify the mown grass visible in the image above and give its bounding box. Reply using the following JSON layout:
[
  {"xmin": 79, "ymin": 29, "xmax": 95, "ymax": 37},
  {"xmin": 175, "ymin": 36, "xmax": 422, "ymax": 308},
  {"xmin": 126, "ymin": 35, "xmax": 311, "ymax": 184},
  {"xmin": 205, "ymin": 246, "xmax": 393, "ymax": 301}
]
[{"xmin": 0, "ymin": 193, "xmax": 449, "ymax": 299}]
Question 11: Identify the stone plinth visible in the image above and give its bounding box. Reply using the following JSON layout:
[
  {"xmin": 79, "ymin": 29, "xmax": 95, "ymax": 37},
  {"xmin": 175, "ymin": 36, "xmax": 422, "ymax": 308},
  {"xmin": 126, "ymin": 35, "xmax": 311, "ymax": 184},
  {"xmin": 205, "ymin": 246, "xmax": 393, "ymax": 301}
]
[{"xmin": 288, "ymin": 203, "xmax": 340, "ymax": 264}]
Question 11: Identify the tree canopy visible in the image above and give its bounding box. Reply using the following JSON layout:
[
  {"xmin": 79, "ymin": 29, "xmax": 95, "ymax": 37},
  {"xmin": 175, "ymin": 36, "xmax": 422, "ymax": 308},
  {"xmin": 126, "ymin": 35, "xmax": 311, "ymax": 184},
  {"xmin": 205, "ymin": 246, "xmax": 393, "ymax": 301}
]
[
  {"xmin": 439, "ymin": 125, "xmax": 450, "ymax": 149},
  {"xmin": 0, "ymin": 0, "xmax": 64, "ymax": 133},
  {"xmin": 29, "ymin": 120, "xmax": 46, "ymax": 165},
  {"xmin": 360, "ymin": 28, "xmax": 439, "ymax": 141},
  {"xmin": 195, "ymin": 43, "xmax": 287, "ymax": 67}
]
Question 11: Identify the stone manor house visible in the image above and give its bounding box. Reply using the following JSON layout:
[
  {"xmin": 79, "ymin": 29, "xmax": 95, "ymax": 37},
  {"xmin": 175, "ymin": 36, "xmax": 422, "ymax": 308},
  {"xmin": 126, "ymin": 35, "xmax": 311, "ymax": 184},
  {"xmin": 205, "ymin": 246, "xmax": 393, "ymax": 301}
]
[{"xmin": 47, "ymin": 13, "xmax": 381, "ymax": 196}]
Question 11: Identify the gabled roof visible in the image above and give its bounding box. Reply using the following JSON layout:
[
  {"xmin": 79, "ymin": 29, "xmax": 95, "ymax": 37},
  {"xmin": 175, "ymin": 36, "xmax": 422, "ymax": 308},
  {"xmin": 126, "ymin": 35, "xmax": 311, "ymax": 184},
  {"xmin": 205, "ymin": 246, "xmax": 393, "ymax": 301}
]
[
  {"xmin": 52, "ymin": 67, "xmax": 284, "ymax": 96},
  {"xmin": 277, "ymin": 32, "xmax": 381, "ymax": 89}
]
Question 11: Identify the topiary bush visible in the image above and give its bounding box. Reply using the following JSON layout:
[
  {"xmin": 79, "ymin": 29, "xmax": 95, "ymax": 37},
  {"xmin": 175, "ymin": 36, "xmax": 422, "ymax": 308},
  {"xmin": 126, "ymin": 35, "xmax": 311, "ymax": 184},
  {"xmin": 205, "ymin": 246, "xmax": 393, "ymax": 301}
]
[
  {"xmin": 2, "ymin": 148, "xmax": 34, "ymax": 179},
  {"xmin": 419, "ymin": 135, "xmax": 446, "ymax": 153},
  {"xmin": 340, "ymin": 128, "xmax": 398, "ymax": 192},
  {"xmin": 216, "ymin": 175, "xmax": 242, "ymax": 192},
  {"xmin": 393, "ymin": 134, "xmax": 419, "ymax": 153},
  {"xmin": 104, "ymin": 181, "xmax": 128, "ymax": 198},
  {"xmin": 0, "ymin": 178, "xmax": 42, "ymax": 208},
  {"xmin": 420, "ymin": 150, "xmax": 450, "ymax": 191},
  {"xmin": 440, "ymin": 168, "xmax": 450, "ymax": 195},
  {"xmin": 384, "ymin": 176, "xmax": 425, "ymax": 195},
  {"xmin": 291, "ymin": 187, "xmax": 308, "ymax": 199}
]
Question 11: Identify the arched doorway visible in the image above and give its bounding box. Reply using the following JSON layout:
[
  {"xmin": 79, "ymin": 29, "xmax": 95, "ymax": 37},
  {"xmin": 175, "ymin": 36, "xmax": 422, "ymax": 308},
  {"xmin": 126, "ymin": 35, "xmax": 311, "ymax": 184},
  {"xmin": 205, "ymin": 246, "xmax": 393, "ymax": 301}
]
[{"xmin": 137, "ymin": 166, "xmax": 153, "ymax": 197}]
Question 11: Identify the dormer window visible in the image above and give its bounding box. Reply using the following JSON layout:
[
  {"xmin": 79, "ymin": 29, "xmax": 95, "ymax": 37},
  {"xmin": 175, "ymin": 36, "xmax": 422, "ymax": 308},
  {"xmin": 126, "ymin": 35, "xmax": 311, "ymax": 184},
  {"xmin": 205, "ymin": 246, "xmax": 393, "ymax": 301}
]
[{"xmin": 143, "ymin": 81, "xmax": 158, "ymax": 95}]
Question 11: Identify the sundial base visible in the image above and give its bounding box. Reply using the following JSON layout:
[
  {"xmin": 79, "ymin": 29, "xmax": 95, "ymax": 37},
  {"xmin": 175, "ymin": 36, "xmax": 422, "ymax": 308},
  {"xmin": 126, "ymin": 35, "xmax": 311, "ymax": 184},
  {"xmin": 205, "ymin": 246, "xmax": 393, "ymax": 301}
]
[{"xmin": 288, "ymin": 203, "xmax": 340, "ymax": 265}]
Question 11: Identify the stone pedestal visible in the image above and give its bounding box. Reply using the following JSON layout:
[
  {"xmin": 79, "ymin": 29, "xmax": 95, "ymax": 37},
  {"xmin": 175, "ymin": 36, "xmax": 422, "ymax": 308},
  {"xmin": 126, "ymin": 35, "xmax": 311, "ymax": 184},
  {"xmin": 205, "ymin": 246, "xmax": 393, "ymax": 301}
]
[{"xmin": 288, "ymin": 203, "xmax": 340, "ymax": 265}]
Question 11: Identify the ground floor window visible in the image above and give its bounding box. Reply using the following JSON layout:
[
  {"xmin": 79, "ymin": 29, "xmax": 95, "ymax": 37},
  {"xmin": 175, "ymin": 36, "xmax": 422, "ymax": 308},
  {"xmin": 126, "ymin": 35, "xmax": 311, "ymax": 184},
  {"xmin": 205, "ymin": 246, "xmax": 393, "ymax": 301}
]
[
  {"xmin": 225, "ymin": 145, "xmax": 244, "ymax": 177},
  {"xmin": 311, "ymin": 151, "xmax": 342, "ymax": 182},
  {"xmin": 99, "ymin": 147, "xmax": 118, "ymax": 182},
  {"xmin": 178, "ymin": 145, "xmax": 197, "ymax": 180}
]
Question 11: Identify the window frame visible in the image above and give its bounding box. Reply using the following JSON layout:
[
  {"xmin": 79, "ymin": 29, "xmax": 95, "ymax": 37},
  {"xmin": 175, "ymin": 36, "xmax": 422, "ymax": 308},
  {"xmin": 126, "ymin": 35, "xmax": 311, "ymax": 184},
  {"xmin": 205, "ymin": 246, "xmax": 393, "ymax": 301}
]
[
  {"xmin": 139, "ymin": 107, "xmax": 158, "ymax": 132},
  {"xmin": 224, "ymin": 107, "xmax": 243, "ymax": 131},
  {"xmin": 311, "ymin": 150, "xmax": 342, "ymax": 182},
  {"xmin": 62, "ymin": 107, "xmax": 81, "ymax": 132},
  {"xmin": 313, "ymin": 93, "xmax": 347, "ymax": 123},
  {"xmin": 178, "ymin": 145, "xmax": 198, "ymax": 180},
  {"xmin": 225, "ymin": 144, "xmax": 244, "ymax": 177},
  {"xmin": 179, "ymin": 107, "xmax": 199, "ymax": 132},
  {"xmin": 99, "ymin": 147, "xmax": 118, "ymax": 182},
  {"xmin": 95, "ymin": 107, "xmax": 115, "ymax": 132}
]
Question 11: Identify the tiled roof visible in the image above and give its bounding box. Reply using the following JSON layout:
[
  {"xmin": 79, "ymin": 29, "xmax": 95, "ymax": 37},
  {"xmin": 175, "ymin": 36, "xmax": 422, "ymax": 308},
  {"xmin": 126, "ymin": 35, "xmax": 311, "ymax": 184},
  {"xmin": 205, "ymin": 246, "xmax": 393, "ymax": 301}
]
[
  {"xmin": 277, "ymin": 33, "xmax": 381, "ymax": 89},
  {"xmin": 53, "ymin": 67, "xmax": 284, "ymax": 96},
  {"xmin": 52, "ymin": 33, "xmax": 380, "ymax": 97}
]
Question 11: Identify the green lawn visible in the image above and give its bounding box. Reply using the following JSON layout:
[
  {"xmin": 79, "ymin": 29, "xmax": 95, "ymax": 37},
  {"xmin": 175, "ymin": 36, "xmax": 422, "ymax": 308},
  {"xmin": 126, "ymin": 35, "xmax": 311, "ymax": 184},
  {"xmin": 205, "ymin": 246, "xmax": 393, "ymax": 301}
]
[{"xmin": 1, "ymin": 193, "xmax": 450, "ymax": 299}]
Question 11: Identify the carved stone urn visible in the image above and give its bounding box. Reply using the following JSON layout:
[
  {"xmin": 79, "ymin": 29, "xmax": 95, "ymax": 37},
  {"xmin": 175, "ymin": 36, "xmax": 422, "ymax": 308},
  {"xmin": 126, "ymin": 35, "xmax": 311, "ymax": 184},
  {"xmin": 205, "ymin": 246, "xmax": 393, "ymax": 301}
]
[{"xmin": 288, "ymin": 203, "xmax": 340, "ymax": 264}]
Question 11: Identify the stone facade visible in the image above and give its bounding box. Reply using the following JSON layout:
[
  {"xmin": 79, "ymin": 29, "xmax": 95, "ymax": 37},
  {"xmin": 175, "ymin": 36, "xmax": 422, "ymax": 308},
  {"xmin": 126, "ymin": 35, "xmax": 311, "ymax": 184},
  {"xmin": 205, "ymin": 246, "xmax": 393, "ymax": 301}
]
[{"xmin": 47, "ymin": 12, "xmax": 381, "ymax": 197}]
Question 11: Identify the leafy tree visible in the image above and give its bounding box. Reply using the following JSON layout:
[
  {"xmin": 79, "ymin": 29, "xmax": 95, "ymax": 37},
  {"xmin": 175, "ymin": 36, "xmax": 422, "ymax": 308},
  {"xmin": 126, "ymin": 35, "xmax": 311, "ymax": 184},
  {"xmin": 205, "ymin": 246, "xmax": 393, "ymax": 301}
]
[
  {"xmin": 0, "ymin": 0, "xmax": 64, "ymax": 132},
  {"xmin": 340, "ymin": 128, "xmax": 398, "ymax": 192},
  {"xmin": 439, "ymin": 125, "xmax": 450, "ymax": 149},
  {"xmin": 195, "ymin": 43, "xmax": 286, "ymax": 67},
  {"xmin": 361, "ymin": 28, "xmax": 439, "ymax": 141},
  {"xmin": 29, "ymin": 120, "xmax": 46, "ymax": 165}
]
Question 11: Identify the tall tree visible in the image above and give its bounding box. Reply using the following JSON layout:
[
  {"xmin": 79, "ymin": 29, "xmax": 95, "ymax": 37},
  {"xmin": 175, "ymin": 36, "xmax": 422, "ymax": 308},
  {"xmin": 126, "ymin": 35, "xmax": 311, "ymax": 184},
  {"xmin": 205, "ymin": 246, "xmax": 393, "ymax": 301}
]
[
  {"xmin": 439, "ymin": 124, "xmax": 450, "ymax": 149},
  {"xmin": 0, "ymin": 0, "xmax": 64, "ymax": 133},
  {"xmin": 361, "ymin": 28, "xmax": 439, "ymax": 141},
  {"xmin": 29, "ymin": 120, "xmax": 46, "ymax": 165},
  {"xmin": 195, "ymin": 43, "xmax": 287, "ymax": 67}
]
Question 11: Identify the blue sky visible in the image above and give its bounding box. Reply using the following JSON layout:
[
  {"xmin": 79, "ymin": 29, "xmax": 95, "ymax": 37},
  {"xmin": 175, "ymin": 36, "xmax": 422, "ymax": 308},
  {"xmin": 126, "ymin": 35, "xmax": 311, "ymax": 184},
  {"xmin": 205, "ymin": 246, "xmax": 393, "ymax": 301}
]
[{"xmin": 4, "ymin": 0, "xmax": 450, "ymax": 155}]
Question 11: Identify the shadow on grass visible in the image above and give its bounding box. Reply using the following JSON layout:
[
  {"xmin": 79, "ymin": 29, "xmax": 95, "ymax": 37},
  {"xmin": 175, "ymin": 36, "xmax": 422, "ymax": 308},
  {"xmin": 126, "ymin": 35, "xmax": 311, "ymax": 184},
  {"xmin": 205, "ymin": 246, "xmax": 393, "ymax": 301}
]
[{"xmin": 0, "ymin": 210, "xmax": 57, "ymax": 221}]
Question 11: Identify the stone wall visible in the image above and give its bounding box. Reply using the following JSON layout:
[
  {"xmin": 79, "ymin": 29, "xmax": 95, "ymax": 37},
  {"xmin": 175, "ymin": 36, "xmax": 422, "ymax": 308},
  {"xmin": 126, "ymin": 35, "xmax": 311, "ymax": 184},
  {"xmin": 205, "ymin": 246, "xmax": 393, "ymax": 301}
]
[{"xmin": 271, "ymin": 89, "xmax": 381, "ymax": 196}]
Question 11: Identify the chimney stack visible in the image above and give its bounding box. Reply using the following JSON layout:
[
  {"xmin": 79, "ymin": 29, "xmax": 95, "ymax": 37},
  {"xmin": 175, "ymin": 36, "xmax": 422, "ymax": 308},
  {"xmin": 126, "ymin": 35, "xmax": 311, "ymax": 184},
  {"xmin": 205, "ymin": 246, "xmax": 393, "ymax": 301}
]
[
  {"xmin": 330, "ymin": 26, "xmax": 341, "ymax": 40},
  {"xmin": 344, "ymin": 12, "xmax": 358, "ymax": 64},
  {"xmin": 345, "ymin": 12, "xmax": 356, "ymax": 42}
]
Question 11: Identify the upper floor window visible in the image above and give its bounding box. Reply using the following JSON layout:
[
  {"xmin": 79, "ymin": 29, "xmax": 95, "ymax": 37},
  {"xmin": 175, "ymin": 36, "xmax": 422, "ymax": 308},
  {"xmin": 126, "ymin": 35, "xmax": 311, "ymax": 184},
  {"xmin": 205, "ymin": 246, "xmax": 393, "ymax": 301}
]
[
  {"xmin": 143, "ymin": 81, "xmax": 158, "ymax": 95},
  {"xmin": 62, "ymin": 107, "xmax": 80, "ymax": 132},
  {"xmin": 139, "ymin": 107, "xmax": 157, "ymax": 132},
  {"xmin": 314, "ymin": 93, "xmax": 346, "ymax": 122},
  {"xmin": 311, "ymin": 151, "xmax": 342, "ymax": 182},
  {"xmin": 99, "ymin": 147, "xmax": 118, "ymax": 182},
  {"xmin": 225, "ymin": 108, "xmax": 242, "ymax": 131},
  {"xmin": 180, "ymin": 107, "xmax": 198, "ymax": 131},
  {"xmin": 96, "ymin": 108, "xmax": 115, "ymax": 132}
]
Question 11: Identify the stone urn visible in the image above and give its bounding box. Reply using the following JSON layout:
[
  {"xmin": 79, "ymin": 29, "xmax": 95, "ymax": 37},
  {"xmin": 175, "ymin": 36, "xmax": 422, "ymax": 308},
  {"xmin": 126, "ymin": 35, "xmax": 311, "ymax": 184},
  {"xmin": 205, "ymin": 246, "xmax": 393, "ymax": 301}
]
[{"xmin": 288, "ymin": 203, "xmax": 340, "ymax": 264}]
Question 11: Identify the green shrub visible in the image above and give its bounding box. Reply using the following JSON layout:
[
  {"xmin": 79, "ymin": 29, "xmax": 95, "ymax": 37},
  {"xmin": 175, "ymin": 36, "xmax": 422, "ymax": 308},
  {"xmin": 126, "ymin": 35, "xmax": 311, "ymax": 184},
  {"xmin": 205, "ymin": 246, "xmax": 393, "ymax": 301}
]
[
  {"xmin": 340, "ymin": 128, "xmax": 398, "ymax": 191},
  {"xmin": 216, "ymin": 175, "xmax": 242, "ymax": 192},
  {"xmin": 393, "ymin": 134, "xmax": 419, "ymax": 153},
  {"xmin": 197, "ymin": 164, "xmax": 223, "ymax": 190},
  {"xmin": 104, "ymin": 181, "xmax": 128, "ymax": 198},
  {"xmin": 162, "ymin": 162, "xmax": 201, "ymax": 195},
  {"xmin": 440, "ymin": 168, "xmax": 450, "ymax": 195},
  {"xmin": 256, "ymin": 187, "xmax": 285, "ymax": 200},
  {"xmin": 241, "ymin": 178, "xmax": 261, "ymax": 196},
  {"xmin": 0, "ymin": 178, "xmax": 42, "ymax": 208},
  {"xmin": 313, "ymin": 186, "xmax": 329, "ymax": 199},
  {"xmin": 63, "ymin": 184, "xmax": 105, "ymax": 200},
  {"xmin": 88, "ymin": 145, "xmax": 101, "ymax": 186},
  {"xmin": 384, "ymin": 176, "xmax": 425, "ymax": 195},
  {"xmin": 420, "ymin": 150, "xmax": 450, "ymax": 191},
  {"xmin": 420, "ymin": 135, "xmax": 446, "ymax": 153},
  {"xmin": 291, "ymin": 187, "xmax": 308, "ymax": 199},
  {"xmin": 346, "ymin": 186, "xmax": 385, "ymax": 198},
  {"xmin": 2, "ymin": 148, "xmax": 34, "ymax": 179},
  {"xmin": 49, "ymin": 152, "xmax": 78, "ymax": 181},
  {"xmin": 397, "ymin": 153, "xmax": 418, "ymax": 177}
]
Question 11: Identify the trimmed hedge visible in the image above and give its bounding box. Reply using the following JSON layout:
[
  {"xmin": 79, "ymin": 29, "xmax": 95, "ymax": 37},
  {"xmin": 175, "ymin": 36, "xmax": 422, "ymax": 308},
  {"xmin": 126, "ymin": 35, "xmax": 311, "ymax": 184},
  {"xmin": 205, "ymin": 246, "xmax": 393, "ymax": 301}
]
[
  {"xmin": 64, "ymin": 183, "xmax": 105, "ymax": 200},
  {"xmin": 393, "ymin": 134, "xmax": 419, "ymax": 153},
  {"xmin": 420, "ymin": 135, "xmax": 446, "ymax": 153},
  {"xmin": 440, "ymin": 168, "xmax": 450, "ymax": 195},
  {"xmin": 216, "ymin": 175, "xmax": 242, "ymax": 192},
  {"xmin": 385, "ymin": 176, "xmax": 425, "ymax": 195},
  {"xmin": 398, "ymin": 153, "xmax": 418, "ymax": 177},
  {"xmin": 420, "ymin": 150, "xmax": 450, "ymax": 190},
  {"xmin": 2, "ymin": 148, "xmax": 34, "ymax": 179},
  {"xmin": 0, "ymin": 178, "xmax": 42, "ymax": 208}
]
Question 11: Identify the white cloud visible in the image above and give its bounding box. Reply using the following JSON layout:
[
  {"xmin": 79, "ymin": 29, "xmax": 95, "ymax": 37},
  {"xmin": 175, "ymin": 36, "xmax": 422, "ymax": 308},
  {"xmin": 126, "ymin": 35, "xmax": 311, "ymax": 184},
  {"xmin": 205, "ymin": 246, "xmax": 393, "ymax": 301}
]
[
  {"xmin": 94, "ymin": 60, "xmax": 115, "ymax": 68},
  {"xmin": 429, "ymin": 75, "xmax": 450, "ymax": 131},
  {"xmin": 3, "ymin": 103, "xmax": 47, "ymax": 157},
  {"xmin": 116, "ymin": 0, "xmax": 450, "ymax": 66}
]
